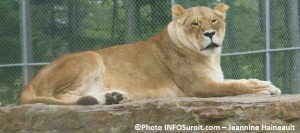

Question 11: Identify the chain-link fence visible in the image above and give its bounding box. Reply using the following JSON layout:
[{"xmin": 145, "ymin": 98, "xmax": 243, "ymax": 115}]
[{"xmin": 0, "ymin": 0, "xmax": 300, "ymax": 105}]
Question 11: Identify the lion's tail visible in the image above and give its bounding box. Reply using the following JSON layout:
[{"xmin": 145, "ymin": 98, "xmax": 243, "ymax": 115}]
[{"xmin": 20, "ymin": 84, "xmax": 76, "ymax": 105}]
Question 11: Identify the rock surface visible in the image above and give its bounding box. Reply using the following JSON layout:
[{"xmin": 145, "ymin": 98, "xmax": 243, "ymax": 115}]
[{"xmin": 0, "ymin": 94, "xmax": 300, "ymax": 133}]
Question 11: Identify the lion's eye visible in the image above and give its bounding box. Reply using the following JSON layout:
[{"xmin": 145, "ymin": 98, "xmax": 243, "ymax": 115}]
[
  {"xmin": 211, "ymin": 19, "xmax": 217, "ymax": 24},
  {"xmin": 191, "ymin": 22, "xmax": 200, "ymax": 28}
]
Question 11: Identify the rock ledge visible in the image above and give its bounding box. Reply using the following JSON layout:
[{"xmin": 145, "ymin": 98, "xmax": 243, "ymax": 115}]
[{"xmin": 1, "ymin": 94, "xmax": 300, "ymax": 133}]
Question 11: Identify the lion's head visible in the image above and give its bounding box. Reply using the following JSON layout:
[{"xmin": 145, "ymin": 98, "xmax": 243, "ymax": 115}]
[{"xmin": 168, "ymin": 3, "xmax": 229, "ymax": 56}]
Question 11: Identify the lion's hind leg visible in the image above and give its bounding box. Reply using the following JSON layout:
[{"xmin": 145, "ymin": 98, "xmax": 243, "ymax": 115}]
[{"xmin": 28, "ymin": 51, "xmax": 107, "ymax": 105}]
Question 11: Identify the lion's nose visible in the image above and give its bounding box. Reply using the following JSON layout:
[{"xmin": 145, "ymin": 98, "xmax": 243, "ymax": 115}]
[{"xmin": 203, "ymin": 31, "xmax": 215, "ymax": 39}]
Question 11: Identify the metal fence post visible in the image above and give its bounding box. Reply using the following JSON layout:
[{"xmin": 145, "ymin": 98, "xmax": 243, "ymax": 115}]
[
  {"xmin": 20, "ymin": 0, "xmax": 31, "ymax": 85},
  {"xmin": 265, "ymin": 0, "xmax": 271, "ymax": 81},
  {"xmin": 171, "ymin": 0, "xmax": 175, "ymax": 20}
]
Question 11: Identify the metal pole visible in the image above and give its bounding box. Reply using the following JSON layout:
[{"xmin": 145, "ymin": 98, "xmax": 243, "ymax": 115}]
[
  {"xmin": 171, "ymin": 0, "xmax": 175, "ymax": 20},
  {"xmin": 20, "ymin": 0, "xmax": 29, "ymax": 85},
  {"xmin": 265, "ymin": 0, "xmax": 271, "ymax": 81},
  {"xmin": 171, "ymin": 0, "xmax": 175, "ymax": 6}
]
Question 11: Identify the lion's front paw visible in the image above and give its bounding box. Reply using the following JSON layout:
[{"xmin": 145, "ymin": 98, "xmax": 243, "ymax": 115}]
[{"xmin": 246, "ymin": 79, "xmax": 281, "ymax": 95}]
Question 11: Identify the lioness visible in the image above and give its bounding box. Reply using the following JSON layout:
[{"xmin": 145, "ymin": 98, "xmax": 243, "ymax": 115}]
[{"xmin": 20, "ymin": 3, "xmax": 281, "ymax": 105}]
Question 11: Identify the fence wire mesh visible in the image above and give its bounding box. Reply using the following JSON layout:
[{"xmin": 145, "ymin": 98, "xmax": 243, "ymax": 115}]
[{"xmin": 0, "ymin": 0, "xmax": 299, "ymax": 105}]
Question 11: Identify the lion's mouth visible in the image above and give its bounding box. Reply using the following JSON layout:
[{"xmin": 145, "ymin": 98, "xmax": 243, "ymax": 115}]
[{"xmin": 201, "ymin": 43, "xmax": 220, "ymax": 50}]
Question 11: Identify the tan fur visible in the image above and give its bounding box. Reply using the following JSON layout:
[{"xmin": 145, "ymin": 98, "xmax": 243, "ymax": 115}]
[{"xmin": 20, "ymin": 3, "xmax": 281, "ymax": 105}]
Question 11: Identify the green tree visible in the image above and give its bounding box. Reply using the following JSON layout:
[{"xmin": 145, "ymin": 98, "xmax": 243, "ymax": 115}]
[
  {"xmin": 68, "ymin": 0, "xmax": 85, "ymax": 52},
  {"xmin": 0, "ymin": 0, "xmax": 20, "ymax": 64},
  {"xmin": 0, "ymin": 0, "xmax": 21, "ymax": 105},
  {"xmin": 287, "ymin": 0, "xmax": 300, "ymax": 93}
]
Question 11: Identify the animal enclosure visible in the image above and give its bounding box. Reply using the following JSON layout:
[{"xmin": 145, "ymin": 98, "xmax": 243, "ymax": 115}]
[{"xmin": 0, "ymin": 0, "xmax": 299, "ymax": 105}]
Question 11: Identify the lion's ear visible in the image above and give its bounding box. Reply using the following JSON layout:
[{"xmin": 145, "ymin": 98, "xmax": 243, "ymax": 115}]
[
  {"xmin": 214, "ymin": 3, "xmax": 229, "ymax": 18},
  {"xmin": 172, "ymin": 4, "xmax": 185, "ymax": 19}
]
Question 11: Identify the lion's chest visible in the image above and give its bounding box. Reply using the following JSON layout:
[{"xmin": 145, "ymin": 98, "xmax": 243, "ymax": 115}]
[
  {"xmin": 206, "ymin": 67, "xmax": 224, "ymax": 82},
  {"xmin": 191, "ymin": 61, "xmax": 224, "ymax": 82}
]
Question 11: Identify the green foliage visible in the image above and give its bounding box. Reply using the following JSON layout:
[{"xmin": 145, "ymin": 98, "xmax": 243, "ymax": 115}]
[
  {"xmin": 0, "ymin": 76, "xmax": 22, "ymax": 106},
  {"xmin": 0, "ymin": 0, "xmax": 20, "ymax": 64},
  {"xmin": 0, "ymin": 0, "xmax": 21, "ymax": 105}
]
